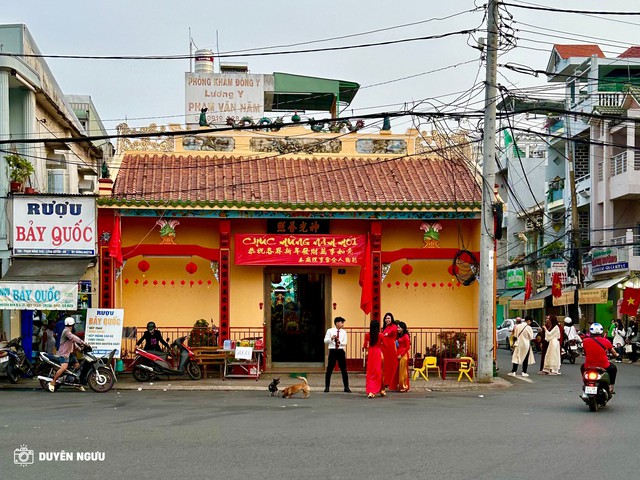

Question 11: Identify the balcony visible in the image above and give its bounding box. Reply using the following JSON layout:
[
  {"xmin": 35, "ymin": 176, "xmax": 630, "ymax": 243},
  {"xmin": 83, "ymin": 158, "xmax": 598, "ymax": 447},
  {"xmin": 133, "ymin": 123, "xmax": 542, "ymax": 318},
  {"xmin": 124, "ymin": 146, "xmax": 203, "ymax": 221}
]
[
  {"xmin": 547, "ymin": 187, "xmax": 564, "ymax": 211},
  {"xmin": 611, "ymin": 233, "xmax": 640, "ymax": 271},
  {"xmin": 609, "ymin": 151, "xmax": 640, "ymax": 200},
  {"xmin": 575, "ymin": 173, "xmax": 591, "ymax": 207}
]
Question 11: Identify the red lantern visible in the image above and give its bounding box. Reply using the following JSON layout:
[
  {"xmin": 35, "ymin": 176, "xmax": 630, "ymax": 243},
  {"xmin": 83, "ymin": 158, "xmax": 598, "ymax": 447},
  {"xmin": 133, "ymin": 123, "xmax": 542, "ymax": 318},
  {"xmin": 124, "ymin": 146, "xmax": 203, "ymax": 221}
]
[
  {"xmin": 143, "ymin": 279, "xmax": 149, "ymax": 286},
  {"xmin": 405, "ymin": 281, "xmax": 410, "ymax": 288},
  {"xmin": 440, "ymin": 283, "xmax": 444, "ymax": 287},
  {"xmin": 432, "ymin": 283, "xmax": 436, "ymax": 288},
  {"xmin": 190, "ymin": 280, "xmax": 195, "ymax": 287},
  {"xmin": 137, "ymin": 260, "xmax": 150, "ymax": 273},
  {"xmin": 413, "ymin": 282, "xmax": 419, "ymax": 287},
  {"xmin": 170, "ymin": 280, "xmax": 175, "ymax": 286},
  {"xmin": 134, "ymin": 279, "xmax": 139, "ymax": 285},
  {"xmin": 207, "ymin": 280, "xmax": 212, "ymax": 285},
  {"xmin": 457, "ymin": 282, "xmax": 461, "ymax": 287},
  {"xmin": 124, "ymin": 279, "xmax": 129, "ymax": 284},
  {"xmin": 423, "ymin": 282, "xmax": 427, "ymax": 287},
  {"xmin": 153, "ymin": 280, "xmax": 158, "ymax": 286},
  {"xmin": 447, "ymin": 282, "xmax": 453, "ymax": 288},
  {"xmin": 185, "ymin": 262, "xmax": 198, "ymax": 274},
  {"xmin": 401, "ymin": 264, "xmax": 413, "ymax": 276},
  {"xmin": 198, "ymin": 280, "xmax": 203, "ymax": 285},
  {"xmin": 161, "ymin": 280, "xmax": 166, "ymax": 286},
  {"xmin": 387, "ymin": 283, "xmax": 392, "ymax": 288},
  {"xmin": 181, "ymin": 280, "xmax": 186, "ymax": 286},
  {"xmin": 395, "ymin": 280, "xmax": 401, "ymax": 286},
  {"xmin": 447, "ymin": 265, "xmax": 459, "ymax": 276}
]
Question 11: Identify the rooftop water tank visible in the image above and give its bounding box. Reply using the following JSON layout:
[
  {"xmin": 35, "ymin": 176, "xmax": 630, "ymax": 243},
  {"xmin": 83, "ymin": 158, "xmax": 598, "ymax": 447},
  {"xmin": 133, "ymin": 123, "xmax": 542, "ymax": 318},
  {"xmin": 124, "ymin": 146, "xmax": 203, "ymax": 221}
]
[{"xmin": 194, "ymin": 49, "xmax": 214, "ymax": 74}]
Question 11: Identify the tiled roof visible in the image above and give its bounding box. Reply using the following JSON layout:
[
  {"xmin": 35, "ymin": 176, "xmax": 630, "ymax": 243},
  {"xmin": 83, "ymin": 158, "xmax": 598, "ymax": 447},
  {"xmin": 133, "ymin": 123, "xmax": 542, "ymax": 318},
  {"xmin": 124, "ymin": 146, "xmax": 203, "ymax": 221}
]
[
  {"xmin": 105, "ymin": 154, "xmax": 481, "ymax": 211},
  {"xmin": 593, "ymin": 106, "xmax": 625, "ymax": 116},
  {"xmin": 618, "ymin": 46, "xmax": 640, "ymax": 58},
  {"xmin": 554, "ymin": 44, "xmax": 605, "ymax": 59}
]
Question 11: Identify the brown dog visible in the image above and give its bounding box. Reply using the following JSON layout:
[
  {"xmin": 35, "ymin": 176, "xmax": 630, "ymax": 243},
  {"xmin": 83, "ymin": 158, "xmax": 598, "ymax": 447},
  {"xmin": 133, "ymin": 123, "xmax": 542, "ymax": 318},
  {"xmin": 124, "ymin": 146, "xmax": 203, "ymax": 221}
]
[{"xmin": 280, "ymin": 376, "xmax": 310, "ymax": 399}]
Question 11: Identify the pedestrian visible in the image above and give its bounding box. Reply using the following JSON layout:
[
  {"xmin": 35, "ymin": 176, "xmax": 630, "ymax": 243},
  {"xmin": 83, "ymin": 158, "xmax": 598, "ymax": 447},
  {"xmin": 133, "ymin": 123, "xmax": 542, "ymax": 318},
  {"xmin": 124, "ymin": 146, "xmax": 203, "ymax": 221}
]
[
  {"xmin": 536, "ymin": 320, "xmax": 548, "ymax": 374},
  {"xmin": 396, "ymin": 321, "xmax": 411, "ymax": 392},
  {"xmin": 42, "ymin": 321, "xmax": 56, "ymax": 355},
  {"xmin": 323, "ymin": 316, "xmax": 351, "ymax": 393},
  {"xmin": 365, "ymin": 320, "xmax": 385, "ymax": 398},
  {"xmin": 542, "ymin": 315, "xmax": 561, "ymax": 374},
  {"xmin": 136, "ymin": 322, "xmax": 171, "ymax": 352},
  {"xmin": 380, "ymin": 312, "xmax": 398, "ymax": 390},
  {"xmin": 612, "ymin": 319, "xmax": 625, "ymax": 363},
  {"xmin": 508, "ymin": 316, "xmax": 535, "ymax": 377}
]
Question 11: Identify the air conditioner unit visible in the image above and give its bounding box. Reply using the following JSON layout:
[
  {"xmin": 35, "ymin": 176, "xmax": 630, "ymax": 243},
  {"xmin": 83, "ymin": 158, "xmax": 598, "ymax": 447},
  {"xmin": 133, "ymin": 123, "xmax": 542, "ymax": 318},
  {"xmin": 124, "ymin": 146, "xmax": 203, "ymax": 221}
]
[
  {"xmin": 78, "ymin": 179, "xmax": 95, "ymax": 193},
  {"xmin": 47, "ymin": 169, "xmax": 68, "ymax": 194}
]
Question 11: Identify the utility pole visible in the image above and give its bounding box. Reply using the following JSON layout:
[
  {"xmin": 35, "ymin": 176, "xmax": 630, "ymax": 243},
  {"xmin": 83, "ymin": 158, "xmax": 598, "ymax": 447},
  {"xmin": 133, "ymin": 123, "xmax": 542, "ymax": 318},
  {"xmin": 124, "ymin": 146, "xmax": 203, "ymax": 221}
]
[{"xmin": 478, "ymin": 0, "xmax": 499, "ymax": 382}]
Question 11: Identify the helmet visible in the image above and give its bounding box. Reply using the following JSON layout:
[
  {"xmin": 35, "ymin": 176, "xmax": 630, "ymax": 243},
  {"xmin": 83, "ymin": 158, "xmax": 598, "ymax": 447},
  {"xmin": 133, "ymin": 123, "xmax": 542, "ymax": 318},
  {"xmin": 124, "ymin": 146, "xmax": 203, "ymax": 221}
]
[
  {"xmin": 146, "ymin": 321, "xmax": 156, "ymax": 331},
  {"xmin": 590, "ymin": 323, "xmax": 604, "ymax": 336},
  {"xmin": 64, "ymin": 317, "xmax": 75, "ymax": 326},
  {"xmin": 564, "ymin": 317, "xmax": 572, "ymax": 325}
]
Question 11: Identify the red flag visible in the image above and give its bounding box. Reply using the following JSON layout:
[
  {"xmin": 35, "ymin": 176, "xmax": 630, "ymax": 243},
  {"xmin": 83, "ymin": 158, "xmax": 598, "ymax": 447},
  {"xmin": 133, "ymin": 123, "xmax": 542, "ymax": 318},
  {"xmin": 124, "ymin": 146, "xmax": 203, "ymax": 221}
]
[
  {"xmin": 551, "ymin": 272, "xmax": 563, "ymax": 298},
  {"xmin": 108, "ymin": 215, "xmax": 123, "ymax": 268},
  {"xmin": 524, "ymin": 277, "xmax": 532, "ymax": 304},
  {"xmin": 620, "ymin": 287, "xmax": 640, "ymax": 316},
  {"xmin": 359, "ymin": 234, "xmax": 372, "ymax": 314}
]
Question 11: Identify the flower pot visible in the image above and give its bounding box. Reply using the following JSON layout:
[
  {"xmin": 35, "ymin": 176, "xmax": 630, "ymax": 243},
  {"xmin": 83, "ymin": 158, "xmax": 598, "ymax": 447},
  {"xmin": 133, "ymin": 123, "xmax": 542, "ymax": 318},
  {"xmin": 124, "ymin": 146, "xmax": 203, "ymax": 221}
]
[
  {"xmin": 10, "ymin": 181, "xmax": 23, "ymax": 193},
  {"xmin": 24, "ymin": 187, "xmax": 36, "ymax": 194}
]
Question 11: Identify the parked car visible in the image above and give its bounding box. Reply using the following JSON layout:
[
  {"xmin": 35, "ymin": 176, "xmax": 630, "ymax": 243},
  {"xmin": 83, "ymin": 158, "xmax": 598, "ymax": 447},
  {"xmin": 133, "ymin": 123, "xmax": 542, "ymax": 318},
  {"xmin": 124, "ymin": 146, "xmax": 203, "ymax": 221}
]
[{"xmin": 496, "ymin": 319, "xmax": 541, "ymax": 350}]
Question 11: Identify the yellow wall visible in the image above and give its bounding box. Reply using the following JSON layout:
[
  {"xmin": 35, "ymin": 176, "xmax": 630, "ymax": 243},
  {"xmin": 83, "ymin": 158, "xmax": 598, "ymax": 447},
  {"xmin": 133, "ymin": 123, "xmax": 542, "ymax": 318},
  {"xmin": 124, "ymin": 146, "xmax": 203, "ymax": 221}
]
[
  {"xmin": 117, "ymin": 217, "xmax": 480, "ymax": 331},
  {"xmin": 118, "ymin": 217, "xmax": 220, "ymax": 328}
]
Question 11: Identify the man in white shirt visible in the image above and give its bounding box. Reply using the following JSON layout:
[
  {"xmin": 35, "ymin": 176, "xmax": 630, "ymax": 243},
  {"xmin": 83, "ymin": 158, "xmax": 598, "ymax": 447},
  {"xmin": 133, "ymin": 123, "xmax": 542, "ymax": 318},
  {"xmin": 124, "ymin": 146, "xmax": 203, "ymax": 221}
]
[{"xmin": 324, "ymin": 317, "xmax": 351, "ymax": 393}]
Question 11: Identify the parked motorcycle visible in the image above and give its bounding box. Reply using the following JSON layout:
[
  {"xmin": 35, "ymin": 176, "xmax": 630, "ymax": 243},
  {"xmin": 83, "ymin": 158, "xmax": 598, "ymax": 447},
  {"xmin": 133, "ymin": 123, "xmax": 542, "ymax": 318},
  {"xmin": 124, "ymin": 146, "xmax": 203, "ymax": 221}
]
[
  {"xmin": 36, "ymin": 345, "xmax": 116, "ymax": 393},
  {"xmin": 580, "ymin": 366, "xmax": 613, "ymax": 412},
  {"xmin": 561, "ymin": 339, "xmax": 580, "ymax": 364},
  {"xmin": 0, "ymin": 337, "xmax": 34, "ymax": 383},
  {"xmin": 131, "ymin": 336, "xmax": 202, "ymax": 381},
  {"xmin": 625, "ymin": 334, "xmax": 640, "ymax": 362}
]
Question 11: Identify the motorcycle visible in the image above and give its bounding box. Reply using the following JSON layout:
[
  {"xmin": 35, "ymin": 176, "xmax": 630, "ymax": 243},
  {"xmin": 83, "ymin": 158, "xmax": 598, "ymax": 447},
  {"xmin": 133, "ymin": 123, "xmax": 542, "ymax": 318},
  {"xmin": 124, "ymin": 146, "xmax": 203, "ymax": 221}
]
[
  {"xmin": 36, "ymin": 345, "xmax": 116, "ymax": 393},
  {"xmin": 0, "ymin": 337, "xmax": 34, "ymax": 383},
  {"xmin": 131, "ymin": 336, "xmax": 202, "ymax": 381},
  {"xmin": 561, "ymin": 339, "xmax": 580, "ymax": 364},
  {"xmin": 580, "ymin": 366, "xmax": 613, "ymax": 412}
]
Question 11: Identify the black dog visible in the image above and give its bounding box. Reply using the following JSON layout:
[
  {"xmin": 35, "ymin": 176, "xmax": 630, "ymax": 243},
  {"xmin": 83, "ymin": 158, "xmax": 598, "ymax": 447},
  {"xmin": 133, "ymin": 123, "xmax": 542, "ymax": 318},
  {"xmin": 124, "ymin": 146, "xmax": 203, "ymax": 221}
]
[{"xmin": 268, "ymin": 378, "xmax": 280, "ymax": 397}]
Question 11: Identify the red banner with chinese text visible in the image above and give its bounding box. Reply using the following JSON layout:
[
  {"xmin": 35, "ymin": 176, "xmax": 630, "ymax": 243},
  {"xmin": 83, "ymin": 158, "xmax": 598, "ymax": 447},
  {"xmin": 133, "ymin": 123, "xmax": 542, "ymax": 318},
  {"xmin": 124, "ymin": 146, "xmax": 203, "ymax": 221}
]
[{"xmin": 234, "ymin": 234, "xmax": 366, "ymax": 266}]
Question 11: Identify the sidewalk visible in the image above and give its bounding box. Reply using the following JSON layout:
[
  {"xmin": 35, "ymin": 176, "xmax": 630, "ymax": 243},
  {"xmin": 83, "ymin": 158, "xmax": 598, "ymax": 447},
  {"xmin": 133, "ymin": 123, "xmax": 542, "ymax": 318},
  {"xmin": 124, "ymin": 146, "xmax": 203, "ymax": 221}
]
[{"xmin": 1, "ymin": 371, "xmax": 511, "ymax": 393}]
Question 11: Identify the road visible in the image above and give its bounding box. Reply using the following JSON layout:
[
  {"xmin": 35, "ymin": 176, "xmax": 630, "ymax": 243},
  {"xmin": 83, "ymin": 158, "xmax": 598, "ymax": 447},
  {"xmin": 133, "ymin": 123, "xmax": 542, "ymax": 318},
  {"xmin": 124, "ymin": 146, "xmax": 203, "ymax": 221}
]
[{"xmin": 1, "ymin": 348, "xmax": 637, "ymax": 480}]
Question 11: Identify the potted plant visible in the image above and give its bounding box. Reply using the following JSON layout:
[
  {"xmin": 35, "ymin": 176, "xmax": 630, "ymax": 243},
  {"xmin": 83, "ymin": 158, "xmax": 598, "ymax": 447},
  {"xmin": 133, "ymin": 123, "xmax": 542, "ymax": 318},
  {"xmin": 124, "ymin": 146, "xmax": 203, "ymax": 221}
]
[{"xmin": 5, "ymin": 153, "xmax": 35, "ymax": 192}]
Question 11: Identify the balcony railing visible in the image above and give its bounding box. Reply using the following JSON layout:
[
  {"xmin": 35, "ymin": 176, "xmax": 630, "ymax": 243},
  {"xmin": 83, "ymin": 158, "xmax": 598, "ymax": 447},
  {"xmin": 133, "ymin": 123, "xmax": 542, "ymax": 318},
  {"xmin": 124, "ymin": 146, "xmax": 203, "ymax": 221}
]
[
  {"xmin": 611, "ymin": 234, "xmax": 640, "ymax": 256},
  {"xmin": 611, "ymin": 151, "xmax": 640, "ymax": 176}
]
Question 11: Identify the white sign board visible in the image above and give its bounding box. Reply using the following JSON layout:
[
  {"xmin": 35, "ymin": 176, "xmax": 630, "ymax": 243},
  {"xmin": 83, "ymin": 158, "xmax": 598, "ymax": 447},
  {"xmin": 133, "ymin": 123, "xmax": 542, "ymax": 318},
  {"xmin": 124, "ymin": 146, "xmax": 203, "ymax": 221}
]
[
  {"xmin": 12, "ymin": 196, "xmax": 96, "ymax": 255},
  {"xmin": 234, "ymin": 346, "xmax": 253, "ymax": 361},
  {"xmin": 185, "ymin": 73, "xmax": 264, "ymax": 125},
  {"xmin": 84, "ymin": 308, "xmax": 125, "ymax": 358},
  {"xmin": 0, "ymin": 282, "xmax": 78, "ymax": 309}
]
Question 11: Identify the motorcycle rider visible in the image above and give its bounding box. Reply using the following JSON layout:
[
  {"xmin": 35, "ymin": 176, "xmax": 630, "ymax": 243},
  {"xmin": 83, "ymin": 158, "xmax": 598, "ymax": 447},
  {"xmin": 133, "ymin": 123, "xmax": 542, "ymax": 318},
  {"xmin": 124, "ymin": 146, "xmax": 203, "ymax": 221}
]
[
  {"xmin": 49, "ymin": 317, "xmax": 87, "ymax": 393},
  {"xmin": 136, "ymin": 322, "xmax": 170, "ymax": 352},
  {"xmin": 582, "ymin": 322, "xmax": 619, "ymax": 394}
]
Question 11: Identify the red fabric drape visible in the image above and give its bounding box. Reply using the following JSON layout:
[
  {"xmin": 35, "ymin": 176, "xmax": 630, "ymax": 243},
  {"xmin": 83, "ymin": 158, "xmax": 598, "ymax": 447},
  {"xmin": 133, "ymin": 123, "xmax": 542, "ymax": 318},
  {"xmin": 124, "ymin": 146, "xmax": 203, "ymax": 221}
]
[{"xmin": 108, "ymin": 215, "xmax": 123, "ymax": 268}]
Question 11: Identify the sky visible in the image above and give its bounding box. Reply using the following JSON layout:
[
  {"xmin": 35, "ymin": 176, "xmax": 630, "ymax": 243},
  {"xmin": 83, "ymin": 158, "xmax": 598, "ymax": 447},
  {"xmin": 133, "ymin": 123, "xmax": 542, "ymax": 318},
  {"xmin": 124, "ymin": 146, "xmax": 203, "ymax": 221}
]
[{"xmin": 3, "ymin": 0, "xmax": 640, "ymax": 135}]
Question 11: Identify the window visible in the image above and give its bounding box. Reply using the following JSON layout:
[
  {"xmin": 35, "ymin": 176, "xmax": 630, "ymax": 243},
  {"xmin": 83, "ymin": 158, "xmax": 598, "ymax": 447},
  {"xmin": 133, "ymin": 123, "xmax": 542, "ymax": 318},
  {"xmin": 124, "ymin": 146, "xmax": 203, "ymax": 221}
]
[{"xmin": 47, "ymin": 169, "xmax": 68, "ymax": 194}]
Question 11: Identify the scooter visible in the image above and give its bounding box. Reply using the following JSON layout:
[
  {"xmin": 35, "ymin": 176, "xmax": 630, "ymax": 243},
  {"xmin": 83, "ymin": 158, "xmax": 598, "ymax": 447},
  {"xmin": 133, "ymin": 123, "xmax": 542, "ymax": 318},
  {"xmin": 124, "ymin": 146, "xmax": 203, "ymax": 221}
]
[
  {"xmin": 0, "ymin": 337, "xmax": 34, "ymax": 383},
  {"xmin": 131, "ymin": 336, "xmax": 202, "ymax": 381},
  {"xmin": 580, "ymin": 366, "xmax": 613, "ymax": 412},
  {"xmin": 36, "ymin": 345, "xmax": 116, "ymax": 393},
  {"xmin": 561, "ymin": 339, "xmax": 580, "ymax": 364}
]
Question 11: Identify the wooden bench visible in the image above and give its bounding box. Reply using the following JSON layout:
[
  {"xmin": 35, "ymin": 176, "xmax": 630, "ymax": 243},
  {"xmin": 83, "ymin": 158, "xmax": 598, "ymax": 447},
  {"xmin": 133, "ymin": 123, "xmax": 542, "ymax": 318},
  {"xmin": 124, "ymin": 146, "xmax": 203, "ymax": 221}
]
[{"xmin": 191, "ymin": 347, "xmax": 229, "ymax": 379}]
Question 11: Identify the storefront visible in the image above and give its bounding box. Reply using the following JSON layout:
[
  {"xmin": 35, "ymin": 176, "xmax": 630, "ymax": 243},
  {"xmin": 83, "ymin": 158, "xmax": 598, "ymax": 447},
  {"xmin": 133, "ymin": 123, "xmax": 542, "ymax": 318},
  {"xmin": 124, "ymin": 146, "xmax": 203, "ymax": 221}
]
[{"xmin": 97, "ymin": 126, "xmax": 482, "ymax": 370}]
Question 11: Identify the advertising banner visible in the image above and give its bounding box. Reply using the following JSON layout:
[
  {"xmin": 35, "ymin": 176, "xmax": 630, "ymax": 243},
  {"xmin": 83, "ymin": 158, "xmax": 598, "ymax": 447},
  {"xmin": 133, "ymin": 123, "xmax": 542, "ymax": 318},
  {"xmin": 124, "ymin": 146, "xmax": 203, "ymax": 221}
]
[
  {"xmin": 234, "ymin": 234, "xmax": 366, "ymax": 266},
  {"xmin": 0, "ymin": 282, "xmax": 78, "ymax": 310},
  {"xmin": 509, "ymin": 299, "xmax": 544, "ymax": 310},
  {"xmin": 12, "ymin": 196, "xmax": 96, "ymax": 255},
  {"xmin": 578, "ymin": 288, "xmax": 609, "ymax": 304},
  {"xmin": 552, "ymin": 290, "xmax": 575, "ymax": 306},
  {"xmin": 506, "ymin": 268, "xmax": 525, "ymax": 288},
  {"xmin": 84, "ymin": 308, "xmax": 125, "ymax": 358},
  {"xmin": 591, "ymin": 247, "xmax": 628, "ymax": 275},
  {"xmin": 185, "ymin": 73, "xmax": 264, "ymax": 125}
]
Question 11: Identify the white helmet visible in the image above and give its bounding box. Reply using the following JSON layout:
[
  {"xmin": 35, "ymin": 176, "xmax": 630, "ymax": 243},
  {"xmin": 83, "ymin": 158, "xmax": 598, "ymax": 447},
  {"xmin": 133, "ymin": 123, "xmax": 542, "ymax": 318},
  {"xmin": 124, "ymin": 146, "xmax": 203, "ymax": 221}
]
[
  {"xmin": 564, "ymin": 317, "xmax": 572, "ymax": 325},
  {"xmin": 589, "ymin": 323, "xmax": 604, "ymax": 336},
  {"xmin": 64, "ymin": 316, "xmax": 75, "ymax": 326}
]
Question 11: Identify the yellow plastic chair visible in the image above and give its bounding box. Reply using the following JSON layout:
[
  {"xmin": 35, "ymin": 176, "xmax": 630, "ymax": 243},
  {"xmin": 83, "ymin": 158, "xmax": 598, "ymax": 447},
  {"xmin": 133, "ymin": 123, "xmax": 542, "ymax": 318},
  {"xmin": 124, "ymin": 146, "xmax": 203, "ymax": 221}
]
[
  {"xmin": 457, "ymin": 357, "xmax": 474, "ymax": 383},
  {"xmin": 412, "ymin": 356, "xmax": 440, "ymax": 381},
  {"xmin": 412, "ymin": 356, "xmax": 429, "ymax": 381}
]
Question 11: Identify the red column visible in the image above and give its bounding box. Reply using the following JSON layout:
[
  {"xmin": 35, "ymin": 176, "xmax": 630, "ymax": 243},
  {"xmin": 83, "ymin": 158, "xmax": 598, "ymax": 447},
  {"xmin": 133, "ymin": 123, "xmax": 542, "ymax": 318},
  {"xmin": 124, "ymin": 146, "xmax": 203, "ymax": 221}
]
[
  {"xmin": 219, "ymin": 220, "xmax": 231, "ymax": 341},
  {"xmin": 371, "ymin": 222, "xmax": 382, "ymax": 324}
]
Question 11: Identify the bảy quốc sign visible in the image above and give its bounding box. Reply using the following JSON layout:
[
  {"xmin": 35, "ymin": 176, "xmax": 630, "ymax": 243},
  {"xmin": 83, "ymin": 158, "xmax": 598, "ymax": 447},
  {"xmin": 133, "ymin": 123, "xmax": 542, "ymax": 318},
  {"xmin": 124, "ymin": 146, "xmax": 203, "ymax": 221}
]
[
  {"xmin": 12, "ymin": 196, "xmax": 96, "ymax": 255},
  {"xmin": 84, "ymin": 309, "xmax": 125, "ymax": 358},
  {"xmin": 0, "ymin": 283, "xmax": 78, "ymax": 310},
  {"xmin": 591, "ymin": 247, "xmax": 628, "ymax": 275},
  {"xmin": 234, "ymin": 234, "xmax": 366, "ymax": 266}
]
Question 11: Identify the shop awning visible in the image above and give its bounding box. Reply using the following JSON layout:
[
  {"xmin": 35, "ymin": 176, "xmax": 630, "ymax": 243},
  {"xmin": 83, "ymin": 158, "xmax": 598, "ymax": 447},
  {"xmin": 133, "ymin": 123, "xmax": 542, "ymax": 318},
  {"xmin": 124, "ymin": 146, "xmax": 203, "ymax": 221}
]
[
  {"xmin": 497, "ymin": 289, "xmax": 523, "ymax": 305},
  {"xmin": 577, "ymin": 275, "xmax": 628, "ymax": 305},
  {"xmin": 0, "ymin": 258, "xmax": 91, "ymax": 283},
  {"xmin": 553, "ymin": 287, "xmax": 576, "ymax": 306},
  {"xmin": 509, "ymin": 288, "xmax": 551, "ymax": 310}
]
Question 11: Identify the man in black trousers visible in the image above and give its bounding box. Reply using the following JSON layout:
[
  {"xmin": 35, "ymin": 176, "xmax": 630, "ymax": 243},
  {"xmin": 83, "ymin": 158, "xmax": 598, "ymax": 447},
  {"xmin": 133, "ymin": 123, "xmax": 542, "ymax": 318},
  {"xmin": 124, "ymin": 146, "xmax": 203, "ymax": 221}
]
[{"xmin": 323, "ymin": 317, "xmax": 351, "ymax": 392}]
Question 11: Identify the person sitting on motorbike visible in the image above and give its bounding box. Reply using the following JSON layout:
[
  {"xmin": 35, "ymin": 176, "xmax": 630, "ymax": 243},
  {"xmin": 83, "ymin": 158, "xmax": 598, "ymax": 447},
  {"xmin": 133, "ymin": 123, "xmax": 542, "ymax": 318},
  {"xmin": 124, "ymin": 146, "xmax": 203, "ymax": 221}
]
[
  {"xmin": 582, "ymin": 322, "xmax": 619, "ymax": 394},
  {"xmin": 563, "ymin": 317, "xmax": 582, "ymax": 346},
  {"xmin": 136, "ymin": 322, "xmax": 171, "ymax": 352},
  {"xmin": 49, "ymin": 317, "xmax": 87, "ymax": 393}
]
